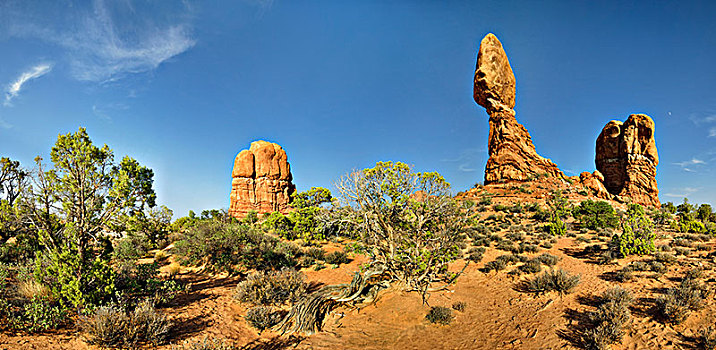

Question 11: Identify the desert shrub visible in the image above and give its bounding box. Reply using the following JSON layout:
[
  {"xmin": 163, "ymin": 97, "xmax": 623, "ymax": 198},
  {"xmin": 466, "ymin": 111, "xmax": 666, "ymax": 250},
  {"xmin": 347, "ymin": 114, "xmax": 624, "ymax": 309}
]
[
  {"xmin": 537, "ymin": 253, "xmax": 560, "ymax": 266},
  {"xmin": 452, "ymin": 301, "xmax": 466, "ymax": 312},
  {"xmin": 82, "ymin": 301, "xmax": 170, "ymax": 347},
  {"xmin": 496, "ymin": 241, "xmax": 518, "ymax": 253},
  {"xmin": 525, "ymin": 269, "xmax": 580, "ymax": 295},
  {"xmin": 425, "ymin": 306, "xmax": 453, "ymax": 325},
  {"xmin": 324, "ymin": 251, "xmax": 349, "ymax": 265},
  {"xmin": 173, "ymin": 221, "xmax": 298, "ymax": 273},
  {"xmin": 657, "ymin": 278, "xmax": 709, "ymax": 324},
  {"xmin": 653, "ymin": 252, "xmax": 677, "ymax": 265},
  {"xmin": 699, "ymin": 327, "xmax": 716, "ymax": 350},
  {"xmin": 611, "ymin": 204, "xmax": 655, "ymax": 257},
  {"xmin": 519, "ymin": 259, "xmax": 542, "ymax": 274},
  {"xmin": 115, "ymin": 262, "xmax": 186, "ymax": 306},
  {"xmin": 614, "ymin": 268, "xmax": 634, "ymax": 282},
  {"xmin": 673, "ymin": 238, "xmax": 694, "ymax": 247},
  {"xmin": 126, "ymin": 300, "xmax": 172, "ymax": 346},
  {"xmin": 483, "ymin": 259, "xmax": 507, "ymax": 273},
  {"xmin": 244, "ymin": 305, "xmax": 282, "ymax": 332},
  {"xmin": 466, "ymin": 247, "xmax": 485, "ymax": 262},
  {"xmin": 519, "ymin": 242, "xmax": 539, "ymax": 253},
  {"xmin": 673, "ymin": 247, "xmax": 691, "ymax": 256},
  {"xmin": 582, "ymin": 287, "xmax": 633, "ymax": 350},
  {"xmin": 649, "ymin": 261, "xmax": 667, "ymax": 274},
  {"xmin": 505, "ymin": 231, "xmax": 524, "ymax": 242},
  {"xmin": 233, "ymin": 269, "xmax": 306, "ymax": 306},
  {"xmin": 629, "ymin": 261, "xmax": 649, "ymax": 271},
  {"xmin": 171, "ymin": 337, "xmax": 236, "ymax": 350},
  {"xmin": 305, "ymin": 247, "xmax": 326, "ymax": 261},
  {"xmin": 82, "ymin": 305, "xmax": 128, "ymax": 347}
]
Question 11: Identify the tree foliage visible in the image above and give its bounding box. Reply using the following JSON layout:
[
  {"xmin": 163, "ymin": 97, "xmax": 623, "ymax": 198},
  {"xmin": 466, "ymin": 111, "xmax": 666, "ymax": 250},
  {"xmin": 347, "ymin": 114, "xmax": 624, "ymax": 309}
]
[
  {"xmin": 21, "ymin": 127, "xmax": 157, "ymax": 307},
  {"xmin": 573, "ymin": 200, "xmax": 619, "ymax": 230},
  {"xmin": 335, "ymin": 161, "xmax": 470, "ymax": 300}
]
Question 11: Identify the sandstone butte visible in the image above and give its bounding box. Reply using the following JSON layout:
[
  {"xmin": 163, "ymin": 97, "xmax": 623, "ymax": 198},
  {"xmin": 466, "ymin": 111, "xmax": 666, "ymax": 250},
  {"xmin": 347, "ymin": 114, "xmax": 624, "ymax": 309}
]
[
  {"xmin": 228, "ymin": 140, "xmax": 296, "ymax": 219},
  {"xmin": 473, "ymin": 33, "xmax": 660, "ymax": 207}
]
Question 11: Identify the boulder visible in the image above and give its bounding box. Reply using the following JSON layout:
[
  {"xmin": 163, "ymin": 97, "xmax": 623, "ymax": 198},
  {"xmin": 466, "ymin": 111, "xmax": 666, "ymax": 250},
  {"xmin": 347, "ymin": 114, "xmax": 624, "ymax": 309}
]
[{"xmin": 228, "ymin": 140, "xmax": 296, "ymax": 219}]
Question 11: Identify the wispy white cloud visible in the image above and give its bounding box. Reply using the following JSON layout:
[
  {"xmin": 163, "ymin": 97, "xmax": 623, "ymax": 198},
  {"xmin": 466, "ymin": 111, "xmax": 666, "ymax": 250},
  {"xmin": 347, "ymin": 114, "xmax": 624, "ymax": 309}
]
[
  {"xmin": 674, "ymin": 157, "xmax": 706, "ymax": 172},
  {"xmin": 1, "ymin": 0, "xmax": 195, "ymax": 83},
  {"xmin": 0, "ymin": 116, "xmax": 12, "ymax": 129},
  {"xmin": 663, "ymin": 187, "xmax": 699, "ymax": 198},
  {"xmin": 4, "ymin": 63, "xmax": 53, "ymax": 106},
  {"xmin": 709, "ymin": 127, "xmax": 716, "ymax": 138},
  {"xmin": 441, "ymin": 148, "xmax": 485, "ymax": 173}
]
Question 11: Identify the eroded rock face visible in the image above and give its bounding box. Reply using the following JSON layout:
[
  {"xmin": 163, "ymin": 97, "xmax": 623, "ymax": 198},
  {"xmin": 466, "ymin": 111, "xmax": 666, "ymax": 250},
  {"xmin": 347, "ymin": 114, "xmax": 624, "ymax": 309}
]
[
  {"xmin": 595, "ymin": 114, "xmax": 659, "ymax": 206},
  {"xmin": 474, "ymin": 33, "xmax": 564, "ymax": 184},
  {"xmin": 229, "ymin": 140, "xmax": 296, "ymax": 219}
]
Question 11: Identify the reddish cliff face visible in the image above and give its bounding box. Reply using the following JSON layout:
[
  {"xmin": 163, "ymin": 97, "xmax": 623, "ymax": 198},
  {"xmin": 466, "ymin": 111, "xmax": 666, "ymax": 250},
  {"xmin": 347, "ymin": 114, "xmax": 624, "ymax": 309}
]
[
  {"xmin": 474, "ymin": 33, "xmax": 565, "ymax": 184},
  {"xmin": 228, "ymin": 140, "xmax": 296, "ymax": 219},
  {"xmin": 596, "ymin": 114, "xmax": 660, "ymax": 207}
]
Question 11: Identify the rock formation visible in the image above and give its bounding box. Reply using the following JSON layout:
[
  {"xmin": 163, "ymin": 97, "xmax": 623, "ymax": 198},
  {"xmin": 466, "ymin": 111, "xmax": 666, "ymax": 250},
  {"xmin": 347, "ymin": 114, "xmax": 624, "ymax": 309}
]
[
  {"xmin": 472, "ymin": 33, "xmax": 660, "ymax": 206},
  {"xmin": 595, "ymin": 114, "xmax": 659, "ymax": 206},
  {"xmin": 229, "ymin": 140, "xmax": 296, "ymax": 219},
  {"xmin": 474, "ymin": 33, "xmax": 565, "ymax": 184}
]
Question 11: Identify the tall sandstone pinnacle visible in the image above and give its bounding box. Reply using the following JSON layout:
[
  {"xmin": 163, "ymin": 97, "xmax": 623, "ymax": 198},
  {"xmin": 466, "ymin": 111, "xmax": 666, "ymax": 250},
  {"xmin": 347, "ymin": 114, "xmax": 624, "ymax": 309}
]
[
  {"xmin": 474, "ymin": 33, "xmax": 564, "ymax": 184},
  {"xmin": 228, "ymin": 140, "xmax": 296, "ymax": 219},
  {"xmin": 596, "ymin": 114, "xmax": 660, "ymax": 207}
]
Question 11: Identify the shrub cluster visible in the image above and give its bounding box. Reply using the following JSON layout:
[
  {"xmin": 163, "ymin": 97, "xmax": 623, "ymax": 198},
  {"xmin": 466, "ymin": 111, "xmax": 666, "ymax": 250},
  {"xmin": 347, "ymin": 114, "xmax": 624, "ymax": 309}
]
[
  {"xmin": 82, "ymin": 300, "xmax": 171, "ymax": 347},
  {"xmin": 573, "ymin": 200, "xmax": 619, "ymax": 231},
  {"xmin": 582, "ymin": 287, "xmax": 634, "ymax": 350},
  {"xmin": 657, "ymin": 277, "xmax": 709, "ymax": 324},
  {"xmin": 425, "ymin": 306, "xmax": 453, "ymax": 325},
  {"xmin": 173, "ymin": 221, "xmax": 299, "ymax": 273},
  {"xmin": 525, "ymin": 269, "xmax": 580, "ymax": 296},
  {"xmin": 233, "ymin": 268, "xmax": 307, "ymax": 306}
]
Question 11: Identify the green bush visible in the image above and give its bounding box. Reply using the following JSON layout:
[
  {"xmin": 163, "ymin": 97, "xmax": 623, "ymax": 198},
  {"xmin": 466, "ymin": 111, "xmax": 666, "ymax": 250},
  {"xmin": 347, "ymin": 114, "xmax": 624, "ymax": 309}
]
[
  {"xmin": 172, "ymin": 221, "xmax": 299, "ymax": 273},
  {"xmin": 680, "ymin": 220, "xmax": 706, "ymax": 233},
  {"xmin": 425, "ymin": 306, "xmax": 453, "ymax": 325},
  {"xmin": 233, "ymin": 269, "xmax": 306, "ymax": 306},
  {"xmin": 611, "ymin": 204, "xmax": 655, "ymax": 257},
  {"xmin": 573, "ymin": 200, "xmax": 619, "ymax": 231}
]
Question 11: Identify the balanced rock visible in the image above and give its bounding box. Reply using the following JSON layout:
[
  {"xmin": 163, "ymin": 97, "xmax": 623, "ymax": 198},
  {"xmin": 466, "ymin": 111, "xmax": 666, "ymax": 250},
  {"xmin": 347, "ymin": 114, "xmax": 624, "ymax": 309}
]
[
  {"xmin": 228, "ymin": 140, "xmax": 296, "ymax": 219},
  {"xmin": 474, "ymin": 33, "xmax": 564, "ymax": 184},
  {"xmin": 595, "ymin": 114, "xmax": 659, "ymax": 206}
]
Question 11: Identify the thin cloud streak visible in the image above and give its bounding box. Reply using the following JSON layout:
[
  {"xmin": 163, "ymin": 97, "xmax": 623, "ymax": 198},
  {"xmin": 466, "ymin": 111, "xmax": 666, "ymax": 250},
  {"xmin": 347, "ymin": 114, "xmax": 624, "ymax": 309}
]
[
  {"xmin": 674, "ymin": 157, "xmax": 706, "ymax": 172},
  {"xmin": 4, "ymin": 63, "xmax": 52, "ymax": 106},
  {"xmin": 1, "ymin": 0, "xmax": 195, "ymax": 83}
]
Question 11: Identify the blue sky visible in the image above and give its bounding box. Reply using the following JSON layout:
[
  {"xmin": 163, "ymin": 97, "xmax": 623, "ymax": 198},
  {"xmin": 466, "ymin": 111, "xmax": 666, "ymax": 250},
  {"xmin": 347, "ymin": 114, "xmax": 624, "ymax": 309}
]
[{"xmin": 1, "ymin": 0, "xmax": 715, "ymax": 217}]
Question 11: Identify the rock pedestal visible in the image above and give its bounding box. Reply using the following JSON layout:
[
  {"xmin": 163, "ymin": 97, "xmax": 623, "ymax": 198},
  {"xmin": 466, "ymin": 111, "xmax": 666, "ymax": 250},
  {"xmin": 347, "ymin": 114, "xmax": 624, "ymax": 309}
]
[
  {"xmin": 228, "ymin": 140, "xmax": 296, "ymax": 219},
  {"xmin": 474, "ymin": 33, "xmax": 564, "ymax": 184}
]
